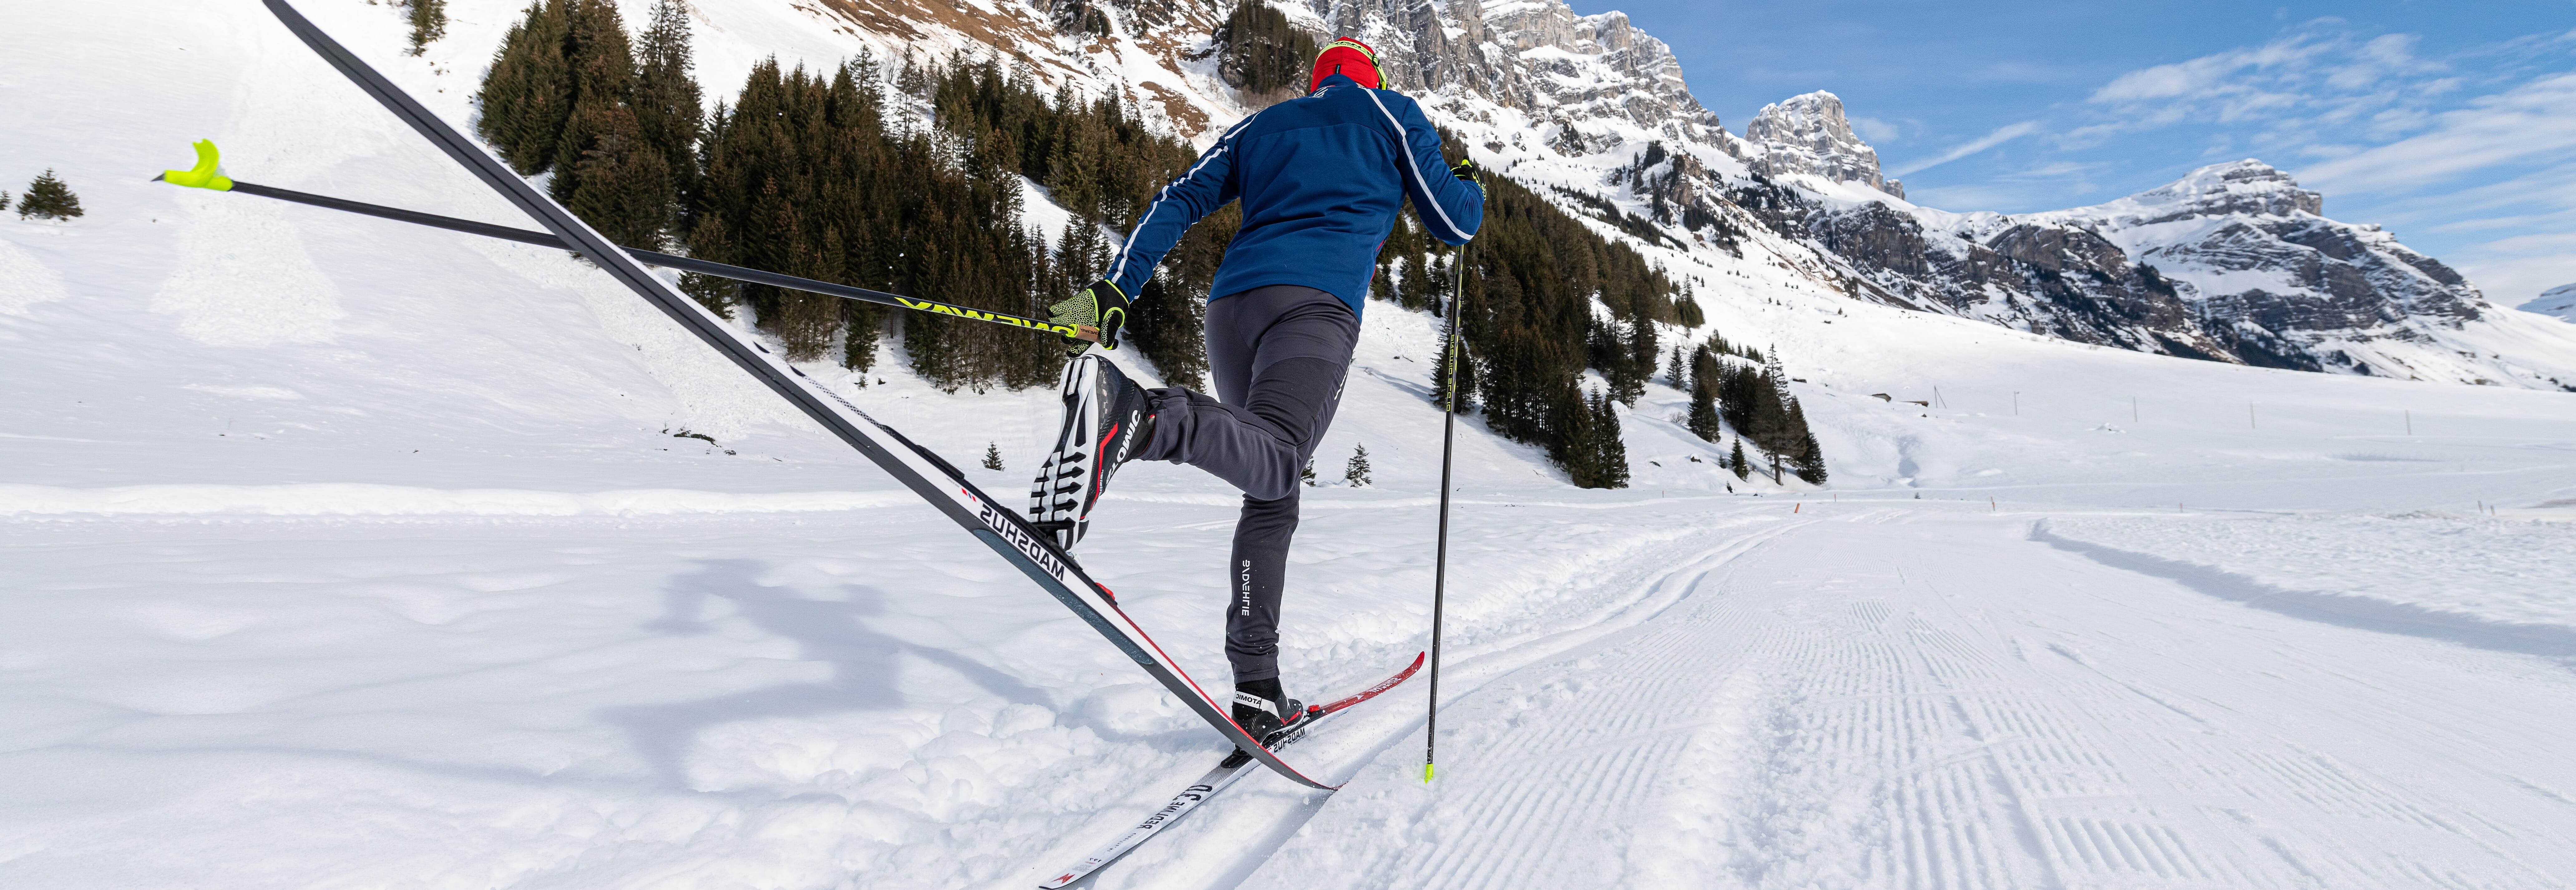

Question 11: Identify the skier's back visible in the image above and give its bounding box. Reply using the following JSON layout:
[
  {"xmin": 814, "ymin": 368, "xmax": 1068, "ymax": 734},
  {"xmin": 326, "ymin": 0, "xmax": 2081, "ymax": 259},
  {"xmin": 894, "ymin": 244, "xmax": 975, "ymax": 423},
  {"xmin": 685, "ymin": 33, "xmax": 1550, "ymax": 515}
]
[{"xmin": 1031, "ymin": 37, "xmax": 1484, "ymax": 738}]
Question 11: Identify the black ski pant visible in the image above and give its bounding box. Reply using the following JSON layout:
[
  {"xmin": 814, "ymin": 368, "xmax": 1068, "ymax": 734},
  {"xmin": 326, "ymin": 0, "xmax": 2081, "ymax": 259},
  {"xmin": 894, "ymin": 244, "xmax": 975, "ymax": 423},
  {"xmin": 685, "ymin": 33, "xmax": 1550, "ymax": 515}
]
[{"xmin": 1137, "ymin": 284, "xmax": 1357, "ymax": 683}]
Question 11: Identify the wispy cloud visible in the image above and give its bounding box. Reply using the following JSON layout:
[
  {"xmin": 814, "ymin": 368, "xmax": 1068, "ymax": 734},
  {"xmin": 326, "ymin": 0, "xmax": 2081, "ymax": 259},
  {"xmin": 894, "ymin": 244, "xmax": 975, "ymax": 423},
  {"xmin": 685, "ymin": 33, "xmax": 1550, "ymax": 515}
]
[
  {"xmin": 1848, "ymin": 115, "xmax": 1901, "ymax": 143},
  {"xmin": 1887, "ymin": 121, "xmax": 2041, "ymax": 177},
  {"xmin": 2295, "ymin": 73, "xmax": 2576, "ymax": 195},
  {"xmin": 2076, "ymin": 26, "xmax": 2456, "ymax": 147}
]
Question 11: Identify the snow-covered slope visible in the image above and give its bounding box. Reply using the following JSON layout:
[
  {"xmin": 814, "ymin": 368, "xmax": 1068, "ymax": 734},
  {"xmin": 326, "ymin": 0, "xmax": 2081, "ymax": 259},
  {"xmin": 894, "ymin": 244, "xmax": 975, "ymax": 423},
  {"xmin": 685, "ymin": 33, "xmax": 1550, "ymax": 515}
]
[
  {"xmin": 2525, "ymin": 282, "xmax": 2576, "ymax": 322},
  {"xmin": 9, "ymin": 2, "xmax": 2576, "ymax": 888}
]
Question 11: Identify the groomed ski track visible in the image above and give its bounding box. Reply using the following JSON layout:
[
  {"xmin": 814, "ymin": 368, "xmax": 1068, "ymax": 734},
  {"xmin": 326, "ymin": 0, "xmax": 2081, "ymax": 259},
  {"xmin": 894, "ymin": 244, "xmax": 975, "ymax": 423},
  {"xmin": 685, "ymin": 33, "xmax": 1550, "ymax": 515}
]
[{"xmin": 1243, "ymin": 505, "xmax": 2576, "ymax": 890}]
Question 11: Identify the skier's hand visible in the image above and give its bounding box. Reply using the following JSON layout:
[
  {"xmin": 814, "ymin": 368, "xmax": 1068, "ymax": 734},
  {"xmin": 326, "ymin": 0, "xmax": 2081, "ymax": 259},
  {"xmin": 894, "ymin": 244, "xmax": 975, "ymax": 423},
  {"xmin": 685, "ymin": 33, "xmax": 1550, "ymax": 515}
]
[
  {"xmin": 1048, "ymin": 278, "xmax": 1130, "ymax": 356},
  {"xmin": 1449, "ymin": 157, "xmax": 1485, "ymax": 196}
]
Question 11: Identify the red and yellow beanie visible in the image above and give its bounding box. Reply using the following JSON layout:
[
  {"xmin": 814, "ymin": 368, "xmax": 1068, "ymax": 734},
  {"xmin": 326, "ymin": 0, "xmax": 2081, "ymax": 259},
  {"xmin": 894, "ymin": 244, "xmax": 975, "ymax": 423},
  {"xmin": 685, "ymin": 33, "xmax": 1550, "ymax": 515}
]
[{"xmin": 1310, "ymin": 37, "xmax": 1383, "ymax": 93}]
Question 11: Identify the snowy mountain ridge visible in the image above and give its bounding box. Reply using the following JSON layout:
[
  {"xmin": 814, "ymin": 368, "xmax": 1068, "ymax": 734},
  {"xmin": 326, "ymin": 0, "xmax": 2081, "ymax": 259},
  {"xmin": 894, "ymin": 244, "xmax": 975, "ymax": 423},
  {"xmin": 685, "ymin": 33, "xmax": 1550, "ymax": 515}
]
[{"xmin": 2525, "ymin": 283, "xmax": 2576, "ymax": 322}]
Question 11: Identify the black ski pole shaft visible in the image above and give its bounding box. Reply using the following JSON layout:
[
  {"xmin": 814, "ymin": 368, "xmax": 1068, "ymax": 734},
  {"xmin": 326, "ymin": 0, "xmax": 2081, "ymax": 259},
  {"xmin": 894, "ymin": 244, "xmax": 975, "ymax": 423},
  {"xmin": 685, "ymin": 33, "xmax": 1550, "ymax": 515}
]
[
  {"xmin": 161, "ymin": 175, "xmax": 1097, "ymax": 342},
  {"xmin": 1425, "ymin": 244, "xmax": 1465, "ymax": 783}
]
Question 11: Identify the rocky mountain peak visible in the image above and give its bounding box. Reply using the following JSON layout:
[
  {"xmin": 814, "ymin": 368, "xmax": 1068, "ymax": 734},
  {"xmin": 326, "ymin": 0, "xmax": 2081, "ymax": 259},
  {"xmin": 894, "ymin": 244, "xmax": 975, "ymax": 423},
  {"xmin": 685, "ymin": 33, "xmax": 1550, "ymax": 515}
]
[
  {"xmin": 1470, "ymin": 0, "xmax": 1726, "ymax": 151},
  {"xmin": 1741, "ymin": 91, "xmax": 1900, "ymax": 198},
  {"xmin": 2112, "ymin": 159, "xmax": 2325, "ymax": 221}
]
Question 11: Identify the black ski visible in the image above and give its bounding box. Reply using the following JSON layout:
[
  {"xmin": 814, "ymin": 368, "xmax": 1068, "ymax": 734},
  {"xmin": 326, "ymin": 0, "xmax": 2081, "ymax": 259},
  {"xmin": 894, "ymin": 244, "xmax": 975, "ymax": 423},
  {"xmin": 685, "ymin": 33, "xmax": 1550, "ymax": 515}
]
[{"xmin": 259, "ymin": 0, "xmax": 1333, "ymax": 791}]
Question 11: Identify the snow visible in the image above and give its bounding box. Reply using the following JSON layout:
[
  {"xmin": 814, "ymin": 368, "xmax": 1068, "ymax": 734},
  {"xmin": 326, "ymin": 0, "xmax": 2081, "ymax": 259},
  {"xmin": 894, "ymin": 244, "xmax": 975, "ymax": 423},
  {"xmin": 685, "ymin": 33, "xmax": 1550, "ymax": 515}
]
[
  {"xmin": 2525, "ymin": 282, "xmax": 2576, "ymax": 322},
  {"xmin": 7, "ymin": 1, "xmax": 2576, "ymax": 888}
]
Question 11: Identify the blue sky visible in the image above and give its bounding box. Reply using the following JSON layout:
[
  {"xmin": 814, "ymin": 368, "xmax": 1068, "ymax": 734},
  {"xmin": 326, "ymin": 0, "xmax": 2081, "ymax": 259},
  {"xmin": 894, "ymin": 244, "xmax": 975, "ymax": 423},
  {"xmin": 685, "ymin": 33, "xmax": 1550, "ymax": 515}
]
[{"xmin": 1562, "ymin": 1, "xmax": 2576, "ymax": 304}]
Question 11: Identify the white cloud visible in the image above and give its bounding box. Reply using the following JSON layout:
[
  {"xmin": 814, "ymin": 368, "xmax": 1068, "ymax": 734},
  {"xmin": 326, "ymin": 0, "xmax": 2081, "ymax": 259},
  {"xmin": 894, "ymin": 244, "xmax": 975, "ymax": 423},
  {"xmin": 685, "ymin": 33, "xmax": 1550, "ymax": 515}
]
[
  {"xmin": 2451, "ymin": 231, "xmax": 2576, "ymax": 305},
  {"xmin": 2083, "ymin": 25, "xmax": 2453, "ymax": 146},
  {"xmin": 1901, "ymin": 183, "xmax": 2039, "ymax": 213},
  {"xmin": 1848, "ymin": 115, "xmax": 1900, "ymax": 143},
  {"xmin": 2089, "ymin": 35, "xmax": 2334, "ymax": 103},
  {"xmin": 1887, "ymin": 121, "xmax": 2041, "ymax": 177},
  {"xmin": 2294, "ymin": 73, "xmax": 2576, "ymax": 196}
]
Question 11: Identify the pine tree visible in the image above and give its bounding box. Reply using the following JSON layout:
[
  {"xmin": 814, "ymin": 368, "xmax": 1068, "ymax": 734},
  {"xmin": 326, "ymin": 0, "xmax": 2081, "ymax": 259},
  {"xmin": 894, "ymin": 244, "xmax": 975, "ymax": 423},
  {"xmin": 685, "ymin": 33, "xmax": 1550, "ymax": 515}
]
[
  {"xmin": 549, "ymin": 0, "xmax": 640, "ymax": 204},
  {"xmin": 1792, "ymin": 425, "xmax": 1827, "ymax": 485},
  {"xmin": 1218, "ymin": 0, "xmax": 1317, "ymax": 100},
  {"xmin": 403, "ymin": 0, "xmax": 448, "ymax": 55},
  {"xmin": 1302, "ymin": 457, "xmax": 1317, "ymax": 486},
  {"xmin": 476, "ymin": 0, "xmax": 572, "ymax": 175},
  {"xmin": 16, "ymin": 170, "xmax": 81, "ymax": 220},
  {"xmin": 1685, "ymin": 365, "xmax": 1722, "ymax": 442},
  {"xmin": 1584, "ymin": 388, "xmax": 1629, "ymax": 489},
  {"xmin": 1673, "ymin": 288, "xmax": 1704, "ymax": 328},
  {"xmin": 635, "ymin": 0, "xmax": 702, "ymax": 226},
  {"xmin": 1730, "ymin": 438, "xmax": 1750, "ymax": 481},
  {"xmin": 1765, "ymin": 349, "xmax": 1794, "ymax": 414},
  {"xmin": 982, "ymin": 442, "xmax": 1005, "ymax": 470},
  {"xmin": 1343, "ymin": 443, "xmax": 1371, "ymax": 487},
  {"xmin": 562, "ymin": 101, "xmax": 670, "ymax": 248}
]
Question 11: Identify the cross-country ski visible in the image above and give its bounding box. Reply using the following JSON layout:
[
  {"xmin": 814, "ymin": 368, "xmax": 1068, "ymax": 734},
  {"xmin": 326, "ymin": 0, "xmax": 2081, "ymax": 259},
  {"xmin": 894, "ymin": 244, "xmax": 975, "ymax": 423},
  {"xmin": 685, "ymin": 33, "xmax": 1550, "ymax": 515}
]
[
  {"xmin": 1042, "ymin": 652, "xmax": 1422, "ymax": 888},
  {"xmin": 9, "ymin": 1, "xmax": 2576, "ymax": 888}
]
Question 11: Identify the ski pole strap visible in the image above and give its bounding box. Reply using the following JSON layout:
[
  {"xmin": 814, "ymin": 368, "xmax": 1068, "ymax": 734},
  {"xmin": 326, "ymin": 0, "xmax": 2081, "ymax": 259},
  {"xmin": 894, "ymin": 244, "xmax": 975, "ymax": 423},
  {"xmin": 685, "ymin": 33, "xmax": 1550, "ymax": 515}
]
[{"xmin": 156, "ymin": 154, "xmax": 1096, "ymax": 342}]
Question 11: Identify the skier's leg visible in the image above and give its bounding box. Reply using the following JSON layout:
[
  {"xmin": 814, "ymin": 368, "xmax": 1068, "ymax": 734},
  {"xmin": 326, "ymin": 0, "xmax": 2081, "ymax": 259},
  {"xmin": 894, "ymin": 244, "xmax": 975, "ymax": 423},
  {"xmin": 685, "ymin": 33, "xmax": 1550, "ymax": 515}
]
[
  {"xmin": 1224, "ymin": 490, "xmax": 1298, "ymax": 683},
  {"xmin": 1156, "ymin": 285, "xmax": 1356, "ymax": 731},
  {"xmin": 1141, "ymin": 285, "xmax": 1358, "ymax": 500}
]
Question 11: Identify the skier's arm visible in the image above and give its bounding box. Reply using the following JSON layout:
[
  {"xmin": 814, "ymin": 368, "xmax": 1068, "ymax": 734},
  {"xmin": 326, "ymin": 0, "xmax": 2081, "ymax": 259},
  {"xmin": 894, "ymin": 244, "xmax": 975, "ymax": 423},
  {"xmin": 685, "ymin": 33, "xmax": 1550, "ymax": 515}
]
[
  {"xmin": 1362, "ymin": 90, "xmax": 1484, "ymax": 245},
  {"xmin": 1101, "ymin": 120, "xmax": 1248, "ymax": 299}
]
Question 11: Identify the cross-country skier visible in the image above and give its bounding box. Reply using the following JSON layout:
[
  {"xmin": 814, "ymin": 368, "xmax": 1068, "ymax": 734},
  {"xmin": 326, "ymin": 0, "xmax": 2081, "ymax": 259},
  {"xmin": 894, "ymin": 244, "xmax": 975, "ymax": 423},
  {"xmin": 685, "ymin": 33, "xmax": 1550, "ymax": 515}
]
[{"xmin": 1029, "ymin": 37, "xmax": 1485, "ymax": 740}]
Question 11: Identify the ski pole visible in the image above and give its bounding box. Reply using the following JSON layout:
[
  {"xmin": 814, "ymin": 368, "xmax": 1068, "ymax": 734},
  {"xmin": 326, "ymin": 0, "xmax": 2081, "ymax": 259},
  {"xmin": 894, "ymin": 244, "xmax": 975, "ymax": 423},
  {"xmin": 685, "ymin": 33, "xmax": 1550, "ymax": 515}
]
[
  {"xmin": 1425, "ymin": 242, "xmax": 1465, "ymax": 783},
  {"xmin": 150, "ymin": 140, "xmax": 1098, "ymax": 342}
]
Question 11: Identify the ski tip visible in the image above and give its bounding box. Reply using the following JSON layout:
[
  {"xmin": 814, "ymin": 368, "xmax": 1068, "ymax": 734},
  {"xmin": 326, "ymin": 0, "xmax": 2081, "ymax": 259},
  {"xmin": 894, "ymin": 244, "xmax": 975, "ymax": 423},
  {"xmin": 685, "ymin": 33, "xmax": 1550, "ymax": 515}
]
[{"xmin": 159, "ymin": 139, "xmax": 233, "ymax": 192}]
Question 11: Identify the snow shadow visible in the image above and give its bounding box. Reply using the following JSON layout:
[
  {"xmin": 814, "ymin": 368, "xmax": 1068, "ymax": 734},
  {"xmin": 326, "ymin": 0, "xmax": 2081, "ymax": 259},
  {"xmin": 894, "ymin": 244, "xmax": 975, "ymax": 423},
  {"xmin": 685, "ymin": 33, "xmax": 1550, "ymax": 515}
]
[
  {"xmin": 2033, "ymin": 523, "xmax": 2576, "ymax": 668},
  {"xmin": 602, "ymin": 558, "xmax": 1048, "ymax": 789}
]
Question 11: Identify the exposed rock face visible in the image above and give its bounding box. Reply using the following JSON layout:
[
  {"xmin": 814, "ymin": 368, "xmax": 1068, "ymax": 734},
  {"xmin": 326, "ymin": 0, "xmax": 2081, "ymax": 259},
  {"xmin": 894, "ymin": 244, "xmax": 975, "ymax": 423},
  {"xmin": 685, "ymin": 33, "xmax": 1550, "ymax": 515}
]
[
  {"xmin": 1738, "ymin": 159, "xmax": 2497, "ymax": 376},
  {"xmin": 1740, "ymin": 92, "xmax": 1900, "ymax": 197},
  {"xmin": 1259, "ymin": 0, "xmax": 1730, "ymax": 153}
]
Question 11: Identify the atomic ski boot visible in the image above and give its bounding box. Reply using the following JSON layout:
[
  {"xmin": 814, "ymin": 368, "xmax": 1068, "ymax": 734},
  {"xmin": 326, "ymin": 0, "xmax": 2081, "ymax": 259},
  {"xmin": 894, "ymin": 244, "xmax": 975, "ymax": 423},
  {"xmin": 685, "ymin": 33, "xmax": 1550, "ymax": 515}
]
[
  {"xmin": 1030, "ymin": 354, "xmax": 1157, "ymax": 550},
  {"xmin": 1231, "ymin": 677, "xmax": 1315, "ymax": 744}
]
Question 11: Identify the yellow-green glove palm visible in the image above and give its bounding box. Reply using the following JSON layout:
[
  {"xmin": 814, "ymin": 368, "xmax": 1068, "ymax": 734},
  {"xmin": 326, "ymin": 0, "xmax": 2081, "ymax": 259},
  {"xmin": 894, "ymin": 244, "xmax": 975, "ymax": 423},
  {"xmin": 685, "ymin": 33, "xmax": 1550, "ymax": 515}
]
[
  {"xmin": 1047, "ymin": 278, "xmax": 1131, "ymax": 356},
  {"xmin": 1450, "ymin": 157, "xmax": 1486, "ymax": 196}
]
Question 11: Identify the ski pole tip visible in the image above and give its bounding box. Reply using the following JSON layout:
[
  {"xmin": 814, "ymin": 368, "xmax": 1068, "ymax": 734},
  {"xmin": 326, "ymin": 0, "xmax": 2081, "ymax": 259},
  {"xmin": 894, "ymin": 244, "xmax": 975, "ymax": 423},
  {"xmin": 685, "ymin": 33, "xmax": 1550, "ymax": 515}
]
[
  {"xmin": 159, "ymin": 139, "xmax": 233, "ymax": 192},
  {"xmin": 1422, "ymin": 763, "xmax": 1435, "ymax": 783}
]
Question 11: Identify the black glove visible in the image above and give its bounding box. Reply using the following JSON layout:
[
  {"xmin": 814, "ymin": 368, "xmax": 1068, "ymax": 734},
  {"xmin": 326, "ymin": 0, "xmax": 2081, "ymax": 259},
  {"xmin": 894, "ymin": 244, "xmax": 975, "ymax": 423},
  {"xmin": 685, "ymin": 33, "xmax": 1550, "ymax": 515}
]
[{"xmin": 1046, "ymin": 278, "xmax": 1131, "ymax": 356}]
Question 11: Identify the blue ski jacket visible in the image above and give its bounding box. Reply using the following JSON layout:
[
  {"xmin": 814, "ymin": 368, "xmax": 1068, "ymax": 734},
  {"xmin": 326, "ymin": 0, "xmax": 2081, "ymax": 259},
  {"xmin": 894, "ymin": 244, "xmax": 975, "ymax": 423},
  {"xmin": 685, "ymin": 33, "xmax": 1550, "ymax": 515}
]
[{"xmin": 1101, "ymin": 74, "xmax": 1485, "ymax": 316}]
